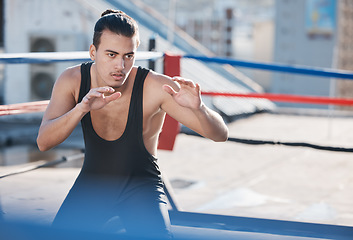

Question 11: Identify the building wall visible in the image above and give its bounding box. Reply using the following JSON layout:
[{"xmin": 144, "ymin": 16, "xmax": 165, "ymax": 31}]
[
  {"xmin": 336, "ymin": 0, "xmax": 353, "ymax": 110},
  {"xmin": 178, "ymin": 8, "xmax": 233, "ymax": 57},
  {"xmin": 137, "ymin": 0, "xmax": 275, "ymax": 90},
  {"xmin": 4, "ymin": 0, "xmax": 97, "ymax": 104},
  {"xmin": 253, "ymin": 20, "xmax": 274, "ymax": 91},
  {"xmin": 272, "ymin": 0, "xmax": 337, "ymax": 108}
]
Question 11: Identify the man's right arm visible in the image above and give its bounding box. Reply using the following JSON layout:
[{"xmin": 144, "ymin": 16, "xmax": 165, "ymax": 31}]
[
  {"xmin": 37, "ymin": 66, "xmax": 121, "ymax": 151},
  {"xmin": 36, "ymin": 66, "xmax": 87, "ymax": 151}
]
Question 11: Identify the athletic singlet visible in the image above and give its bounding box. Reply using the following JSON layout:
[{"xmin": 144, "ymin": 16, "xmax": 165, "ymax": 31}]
[
  {"xmin": 79, "ymin": 62, "xmax": 163, "ymax": 183},
  {"xmin": 52, "ymin": 62, "xmax": 172, "ymax": 238}
]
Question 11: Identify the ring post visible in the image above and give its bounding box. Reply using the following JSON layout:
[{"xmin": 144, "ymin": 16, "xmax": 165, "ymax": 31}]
[{"xmin": 157, "ymin": 52, "xmax": 181, "ymax": 151}]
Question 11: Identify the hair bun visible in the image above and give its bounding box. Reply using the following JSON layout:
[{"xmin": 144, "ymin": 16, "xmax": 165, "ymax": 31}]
[{"xmin": 101, "ymin": 9, "xmax": 125, "ymax": 17}]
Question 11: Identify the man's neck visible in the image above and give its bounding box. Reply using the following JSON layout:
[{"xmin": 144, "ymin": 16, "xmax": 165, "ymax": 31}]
[{"xmin": 90, "ymin": 64, "xmax": 133, "ymax": 95}]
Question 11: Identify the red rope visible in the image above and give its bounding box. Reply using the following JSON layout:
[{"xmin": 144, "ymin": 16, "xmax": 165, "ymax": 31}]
[
  {"xmin": 0, "ymin": 100, "xmax": 49, "ymax": 116},
  {"xmin": 201, "ymin": 91, "xmax": 353, "ymax": 106},
  {"xmin": 1, "ymin": 91, "xmax": 353, "ymax": 116}
]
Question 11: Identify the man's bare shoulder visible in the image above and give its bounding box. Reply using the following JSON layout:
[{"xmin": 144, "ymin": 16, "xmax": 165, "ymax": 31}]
[
  {"xmin": 52, "ymin": 64, "xmax": 82, "ymax": 102},
  {"xmin": 143, "ymin": 69, "xmax": 181, "ymax": 111},
  {"xmin": 58, "ymin": 64, "xmax": 81, "ymax": 84},
  {"xmin": 145, "ymin": 70, "xmax": 179, "ymax": 91}
]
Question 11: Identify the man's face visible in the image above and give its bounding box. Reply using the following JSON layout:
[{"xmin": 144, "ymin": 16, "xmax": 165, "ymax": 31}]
[{"xmin": 90, "ymin": 30, "xmax": 138, "ymax": 88}]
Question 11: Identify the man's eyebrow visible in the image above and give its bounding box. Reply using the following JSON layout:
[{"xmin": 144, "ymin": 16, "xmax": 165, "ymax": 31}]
[
  {"xmin": 105, "ymin": 49, "xmax": 119, "ymax": 55},
  {"xmin": 105, "ymin": 50, "xmax": 135, "ymax": 55}
]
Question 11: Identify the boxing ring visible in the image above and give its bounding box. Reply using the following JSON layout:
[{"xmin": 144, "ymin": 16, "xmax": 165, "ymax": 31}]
[{"xmin": 1, "ymin": 51, "xmax": 353, "ymax": 239}]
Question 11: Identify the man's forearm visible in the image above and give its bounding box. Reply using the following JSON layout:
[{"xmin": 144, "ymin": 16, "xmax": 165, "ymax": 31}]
[
  {"xmin": 193, "ymin": 103, "xmax": 228, "ymax": 142},
  {"xmin": 37, "ymin": 104, "xmax": 87, "ymax": 151}
]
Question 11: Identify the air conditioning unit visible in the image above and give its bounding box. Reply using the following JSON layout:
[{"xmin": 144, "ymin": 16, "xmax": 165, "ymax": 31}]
[{"xmin": 29, "ymin": 36, "xmax": 56, "ymax": 101}]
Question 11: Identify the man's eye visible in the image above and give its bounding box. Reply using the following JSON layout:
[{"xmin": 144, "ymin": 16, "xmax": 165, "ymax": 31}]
[
  {"xmin": 125, "ymin": 54, "xmax": 134, "ymax": 59},
  {"xmin": 108, "ymin": 53, "xmax": 115, "ymax": 57}
]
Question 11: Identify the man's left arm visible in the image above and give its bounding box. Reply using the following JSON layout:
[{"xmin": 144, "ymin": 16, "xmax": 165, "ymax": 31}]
[{"xmin": 161, "ymin": 76, "xmax": 228, "ymax": 142}]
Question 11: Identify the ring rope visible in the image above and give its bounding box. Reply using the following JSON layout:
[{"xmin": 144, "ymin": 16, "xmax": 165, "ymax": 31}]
[
  {"xmin": 0, "ymin": 51, "xmax": 163, "ymax": 64},
  {"xmin": 227, "ymin": 137, "xmax": 353, "ymax": 153},
  {"xmin": 1, "ymin": 100, "xmax": 353, "ymax": 153},
  {"xmin": 0, "ymin": 153, "xmax": 84, "ymax": 179},
  {"xmin": 201, "ymin": 91, "xmax": 353, "ymax": 106},
  {"xmin": 0, "ymin": 100, "xmax": 49, "ymax": 116},
  {"xmin": 1, "ymin": 52, "xmax": 353, "ymax": 154},
  {"xmin": 2, "ymin": 91, "xmax": 353, "ymax": 116},
  {"xmin": 181, "ymin": 130, "xmax": 353, "ymax": 153},
  {"xmin": 1, "ymin": 51, "xmax": 352, "ymax": 80},
  {"xmin": 183, "ymin": 55, "xmax": 353, "ymax": 80}
]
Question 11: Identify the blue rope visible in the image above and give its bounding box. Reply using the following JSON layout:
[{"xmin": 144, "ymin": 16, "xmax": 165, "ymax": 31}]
[
  {"xmin": 2, "ymin": 51, "xmax": 352, "ymax": 80},
  {"xmin": 0, "ymin": 51, "xmax": 163, "ymax": 64},
  {"xmin": 183, "ymin": 55, "xmax": 353, "ymax": 80}
]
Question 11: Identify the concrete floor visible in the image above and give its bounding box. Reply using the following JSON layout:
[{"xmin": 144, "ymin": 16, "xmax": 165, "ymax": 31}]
[{"xmin": 1, "ymin": 112, "xmax": 353, "ymax": 231}]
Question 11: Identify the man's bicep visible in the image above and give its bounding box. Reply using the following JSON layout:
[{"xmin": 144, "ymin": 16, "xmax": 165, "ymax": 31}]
[{"xmin": 42, "ymin": 73, "xmax": 78, "ymax": 122}]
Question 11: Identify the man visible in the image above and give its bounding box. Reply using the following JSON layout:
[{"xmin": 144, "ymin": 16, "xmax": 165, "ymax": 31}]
[{"xmin": 37, "ymin": 9, "xmax": 228, "ymax": 239}]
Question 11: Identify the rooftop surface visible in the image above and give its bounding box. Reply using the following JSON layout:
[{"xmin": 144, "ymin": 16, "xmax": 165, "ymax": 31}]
[{"xmin": 1, "ymin": 112, "xmax": 353, "ymax": 235}]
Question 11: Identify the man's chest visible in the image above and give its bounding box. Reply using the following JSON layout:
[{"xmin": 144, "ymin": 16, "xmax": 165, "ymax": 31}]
[{"xmin": 89, "ymin": 96, "xmax": 161, "ymax": 141}]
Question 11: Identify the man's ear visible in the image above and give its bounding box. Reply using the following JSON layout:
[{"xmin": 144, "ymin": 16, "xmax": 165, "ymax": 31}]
[{"xmin": 89, "ymin": 44, "xmax": 96, "ymax": 60}]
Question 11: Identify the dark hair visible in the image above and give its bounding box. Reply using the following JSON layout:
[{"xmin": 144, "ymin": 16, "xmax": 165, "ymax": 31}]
[{"xmin": 93, "ymin": 9, "xmax": 140, "ymax": 49}]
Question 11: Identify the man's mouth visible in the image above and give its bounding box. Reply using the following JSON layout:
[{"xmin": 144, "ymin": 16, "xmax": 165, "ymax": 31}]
[{"xmin": 111, "ymin": 72, "xmax": 124, "ymax": 80}]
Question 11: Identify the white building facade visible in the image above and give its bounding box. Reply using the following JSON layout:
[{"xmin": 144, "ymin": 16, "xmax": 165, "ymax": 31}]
[{"xmin": 4, "ymin": 0, "xmax": 100, "ymax": 104}]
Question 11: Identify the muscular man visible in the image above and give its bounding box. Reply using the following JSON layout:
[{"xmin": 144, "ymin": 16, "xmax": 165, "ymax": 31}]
[{"xmin": 37, "ymin": 9, "xmax": 228, "ymax": 239}]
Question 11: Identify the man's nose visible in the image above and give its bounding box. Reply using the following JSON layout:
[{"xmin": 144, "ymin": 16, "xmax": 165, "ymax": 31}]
[{"xmin": 115, "ymin": 58, "xmax": 124, "ymax": 70}]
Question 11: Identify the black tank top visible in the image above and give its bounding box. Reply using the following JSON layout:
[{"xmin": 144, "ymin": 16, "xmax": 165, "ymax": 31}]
[{"xmin": 77, "ymin": 62, "xmax": 164, "ymax": 198}]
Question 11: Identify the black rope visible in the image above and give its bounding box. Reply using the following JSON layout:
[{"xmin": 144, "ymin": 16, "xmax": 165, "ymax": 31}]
[
  {"xmin": 227, "ymin": 137, "xmax": 353, "ymax": 153},
  {"xmin": 2, "ymin": 130, "xmax": 353, "ymax": 180},
  {"xmin": 0, "ymin": 153, "xmax": 84, "ymax": 179},
  {"xmin": 181, "ymin": 130, "xmax": 353, "ymax": 153}
]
